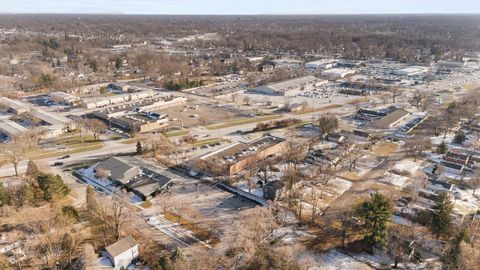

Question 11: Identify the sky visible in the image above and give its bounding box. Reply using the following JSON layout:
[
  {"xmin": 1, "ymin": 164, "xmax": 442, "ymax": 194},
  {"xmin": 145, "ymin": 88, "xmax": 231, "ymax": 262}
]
[{"xmin": 0, "ymin": 0, "xmax": 479, "ymax": 15}]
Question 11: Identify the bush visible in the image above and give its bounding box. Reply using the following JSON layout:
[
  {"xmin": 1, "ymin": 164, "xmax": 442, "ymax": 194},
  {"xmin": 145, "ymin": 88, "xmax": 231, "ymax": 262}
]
[
  {"xmin": 453, "ymin": 132, "xmax": 466, "ymax": 144},
  {"xmin": 62, "ymin": 206, "xmax": 80, "ymax": 221},
  {"xmin": 437, "ymin": 141, "xmax": 448, "ymax": 154}
]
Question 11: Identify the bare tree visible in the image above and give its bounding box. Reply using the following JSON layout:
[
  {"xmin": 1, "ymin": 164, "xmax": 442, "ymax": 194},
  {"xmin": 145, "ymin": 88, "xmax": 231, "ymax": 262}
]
[{"xmin": 84, "ymin": 119, "xmax": 108, "ymax": 141}]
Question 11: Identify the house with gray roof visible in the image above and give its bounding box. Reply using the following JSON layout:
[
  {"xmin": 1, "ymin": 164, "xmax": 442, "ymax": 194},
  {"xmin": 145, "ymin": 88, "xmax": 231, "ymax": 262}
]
[
  {"xmin": 94, "ymin": 157, "xmax": 173, "ymax": 199},
  {"xmin": 104, "ymin": 236, "xmax": 138, "ymax": 270},
  {"xmin": 95, "ymin": 157, "xmax": 140, "ymax": 184}
]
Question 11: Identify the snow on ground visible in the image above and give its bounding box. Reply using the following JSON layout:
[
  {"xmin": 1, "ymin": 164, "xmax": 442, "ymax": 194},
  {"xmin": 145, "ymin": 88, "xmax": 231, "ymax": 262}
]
[
  {"xmin": 76, "ymin": 166, "xmax": 117, "ymax": 194},
  {"xmin": 357, "ymin": 155, "xmax": 384, "ymax": 168},
  {"xmin": 452, "ymin": 186, "xmax": 480, "ymax": 216},
  {"xmin": 379, "ymin": 172, "xmax": 410, "ymax": 188},
  {"xmin": 330, "ymin": 178, "xmax": 353, "ymax": 194},
  {"xmin": 310, "ymin": 249, "xmax": 372, "ymax": 270},
  {"xmin": 427, "ymin": 152, "xmax": 443, "ymax": 164},
  {"xmin": 235, "ymin": 182, "xmax": 264, "ymax": 198},
  {"xmin": 99, "ymin": 257, "xmax": 113, "ymax": 267},
  {"xmin": 130, "ymin": 193, "xmax": 144, "ymax": 204},
  {"xmin": 430, "ymin": 134, "xmax": 454, "ymax": 145},
  {"xmin": 392, "ymin": 159, "xmax": 421, "ymax": 173}
]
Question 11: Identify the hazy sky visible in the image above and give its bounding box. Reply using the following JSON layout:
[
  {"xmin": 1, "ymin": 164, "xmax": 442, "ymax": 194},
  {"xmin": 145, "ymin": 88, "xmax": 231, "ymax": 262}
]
[{"xmin": 0, "ymin": 0, "xmax": 479, "ymax": 14}]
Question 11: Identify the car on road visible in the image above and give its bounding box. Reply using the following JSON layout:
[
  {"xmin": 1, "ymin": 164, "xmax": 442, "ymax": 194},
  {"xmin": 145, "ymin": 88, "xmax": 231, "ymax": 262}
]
[{"xmin": 53, "ymin": 162, "xmax": 64, "ymax": 166}]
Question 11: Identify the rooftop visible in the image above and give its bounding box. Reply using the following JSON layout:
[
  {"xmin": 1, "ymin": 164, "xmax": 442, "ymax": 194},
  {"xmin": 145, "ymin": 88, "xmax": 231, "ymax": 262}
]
[
  {"xmin": 105, "ymin": 236, "xmax": 137, "ymax": 258},
  {"xmin": 203, "ymin": 135, "xmax": 285, "ymax": 165}
]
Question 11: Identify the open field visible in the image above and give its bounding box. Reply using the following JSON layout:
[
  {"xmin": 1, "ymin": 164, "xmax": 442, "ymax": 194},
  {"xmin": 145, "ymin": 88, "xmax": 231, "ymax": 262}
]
[
  {"xmin": 372, "ymin": 141, "xmax": 399, "ymax": 155},
  {"xmin": 293, "ymin": 104, "xmax": 343, "ymax": 115},
  {"xmin": 206, "ymin": 114, "xmax": 282, "ymax": 130}
]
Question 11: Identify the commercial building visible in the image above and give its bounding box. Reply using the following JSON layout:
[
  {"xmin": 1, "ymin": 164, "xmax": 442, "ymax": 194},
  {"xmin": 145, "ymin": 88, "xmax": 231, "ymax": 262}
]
[
  {"xmin": 201, "ymin": 135, "xmax": 287, "ymax": 175},
  {"xmin": 272, "ymin": 58, "xmax": 302, "ymax": 69},
  {"xmin": 437, "ymin": 60, "xmax": 466, "ymax": 69},
  {"xmin": 0, "ymin": 97, "xmax": 30, "ymax": 115},
  {"xmin": 93, "ymin": 110, "xmax": 169, "ymax": 133},
  {"xmin": 305, "ymin": 59, "xmax": 338, "ymax": 70},
  {"xmin": 81, "ymin": 90, "xmax": 157, "ymax": 109},
  {"xmin": 31, "ymin": 108, "xmax": 74, "ymax": 138},
  {"xmin": 48, "ymin": 91, "xmax": 80, "ymax": 105},
  {"xmin": 392, "ymin": 66, "xmax": 429, "ymax": 76},
  {"xmin": 254, "ymin": 76, "xmax": 325, "ymax": 96},
  {"xmin": 0, "ymin": 119, "xmax": 27, "ymax": 137},
  {"xmin": 373, "ymin": 109, "xmax": 410, "ymax": 129},
  {"xmin": 321, "ymin": 68, "xmax": 356, "ymax": 79}
]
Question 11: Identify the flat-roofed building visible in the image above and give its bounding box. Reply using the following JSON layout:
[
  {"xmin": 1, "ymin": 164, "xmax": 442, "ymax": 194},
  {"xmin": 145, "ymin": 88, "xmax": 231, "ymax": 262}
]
[
  {"xmin": 305, "ymin": 59, "xmax": 338, "ymax": 70},
  {"xmin": 373, "ymin": 109, "xmax": 410, "ymax": 129},
  {"xmin": 201, "ymin": 135, "xmax": 287, "ymax": 175},
  {"xmin": 49, "ymin": 91, "xmax": 80, "ymax": 105},
  {"xmin": 272, "ymin": 58, "xmax": 302, "ymax": 69},
  {"xmin": 0, "ymin": 97, "xmax": 30, "ymax": 115},
  {"xmin": 393, "ymin": 66, "xmax": 429, "ymax": 76},
  {"xmin": 321, "ymin": 68, "xmax": 356, "ymax": 79},
  {"xmin": 81, "ymin": 90, "xmax": 157, "ymax": 109},
  {"xmin": 0, "ymin": 119, "xmax": 28, "ymax": 137}
]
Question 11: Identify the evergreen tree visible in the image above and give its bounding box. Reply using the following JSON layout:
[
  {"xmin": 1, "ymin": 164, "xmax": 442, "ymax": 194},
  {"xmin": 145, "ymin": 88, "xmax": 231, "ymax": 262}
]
[
  {"xmin": 453, "ymin": 132, "xmax": 466, "ymax": 144},
  {"xmin": 430, "ymin": 192, "xmax": 453, "ymax": 239},
  {"xmin": 170, "ymin": 247, "xmax": 184, "ymax": 263},
  {"xmin": 436, "ymin": 141, "xmax": 448, "ymax": 154},
  {"xmin": 0, "ymin": 186, "xmax": 10, "ymax": 207},
  {"xmin": 25, "ymin": 159, "xmax": 40, "ymax": 180},
  {"xmin": 22, "ymin": 184, "xmax": 35, "ymax": 206},
  {"xmin": 37, "ymin": 173, "xmax": 70, "ymax": 201},
  {"xmin": 357, "ymin": 192, "xmax": 393, "ymax": 253},
  {"xmin": 136, "ymin": 140, "xmax": 143, "ymax": 154},
  {"xmin": 442, "ymin": 228, "xmax": 469, "ymax": 269}
]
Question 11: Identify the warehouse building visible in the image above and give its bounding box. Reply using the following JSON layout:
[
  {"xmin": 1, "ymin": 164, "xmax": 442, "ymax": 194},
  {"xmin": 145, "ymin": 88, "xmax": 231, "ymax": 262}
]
[
  {"xmin": 373, "ymin": 109, "xmax": 410, "ymax": 129},
  {"xmin": 0, "ymin": 119, "xmax": 28, "ymax": 137},
  {"xmin": 392, "ymin": 66, "xmax": 429, "ymax": 76},
  {"xmin": 201, "ymin": 135, "xmax": 287, "ymax": 175},
  {"xmin": 82, "ymin": 90, "xmax": 157, "ymax": 109},
  {"xmin": 321, "ymin": 68, "xmax": 356, "ymax": 79},
  {"xmin": 305, "ymin": 59, "xmax": 338, "ymax": 70},
  {"xmin": 0, "ymin": 97, "xmax": 30, "ymax": 115},
  {"xmin": 254, "ymin": 76, "xmax": 325, "ymax": 96},
  {"xmin": 49, "ymin": 91, "xmax": 80, "ymax": 105}
]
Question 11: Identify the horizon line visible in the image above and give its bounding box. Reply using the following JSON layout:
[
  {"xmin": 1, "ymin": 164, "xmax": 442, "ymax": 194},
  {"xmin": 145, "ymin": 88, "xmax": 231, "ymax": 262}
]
[{"xmin": 0, "ymin": 12, "xmax": 480, "ymax": 16}]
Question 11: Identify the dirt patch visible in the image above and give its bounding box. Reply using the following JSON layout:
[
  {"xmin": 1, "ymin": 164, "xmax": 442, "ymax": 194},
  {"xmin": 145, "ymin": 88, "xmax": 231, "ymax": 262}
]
[{"xmin": 372, "ymin": 141, "xmax": 398, "ymax": 156}]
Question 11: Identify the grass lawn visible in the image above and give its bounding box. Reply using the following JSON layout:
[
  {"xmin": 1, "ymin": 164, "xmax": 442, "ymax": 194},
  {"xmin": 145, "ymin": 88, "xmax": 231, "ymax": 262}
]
[
  {"xmin": 464, "ymin": 83, "xmax": 480, "ymax": 91},
  {"xmin": 30, "ymin": 144, "xmax": 104, "ymax": 160},
  {"xmin": 192, "ymin": 138, "xmax": 230, "ymax": 147},
  {"xmin": 293, "ymin": 104, "xmax": 342, "ymax": 115},
  {"xmin": 206, "ymin": 114, "xmax": 282, "ymax": 130},
  {"xmin": 164, "ymin": 129, "xmax": 189, "ymax": 137}
]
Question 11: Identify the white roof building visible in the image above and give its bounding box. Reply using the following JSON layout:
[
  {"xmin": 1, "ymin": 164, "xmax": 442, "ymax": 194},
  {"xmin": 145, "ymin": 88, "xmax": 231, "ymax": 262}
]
[
  {"xmin": 305, "ymin": 59, "xmax": 338, "ymax": 70},
  {"xmin": 393, "ymin": 66, "xmax": 429, "ymax": 76},
  {"xmin": 321, "ymin": 68, "xmax": 356, "ymax": 79}
]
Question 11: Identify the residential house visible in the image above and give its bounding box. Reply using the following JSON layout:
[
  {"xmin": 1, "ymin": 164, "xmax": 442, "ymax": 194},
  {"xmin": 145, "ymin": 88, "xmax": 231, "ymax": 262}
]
[{"xmin": 104, "ymin": 236, "xmax": 139, "ymax": 270}]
